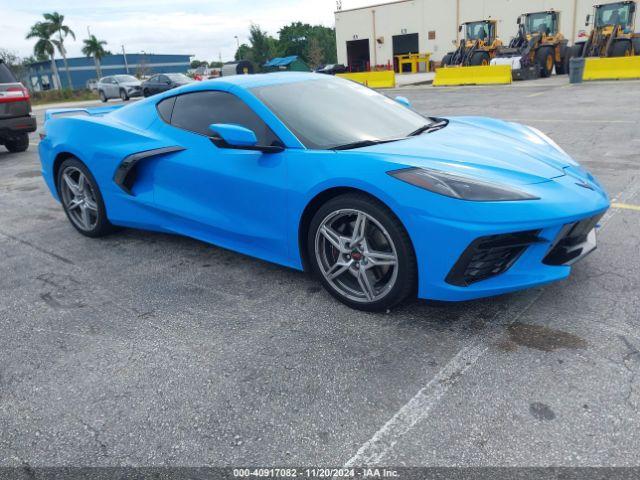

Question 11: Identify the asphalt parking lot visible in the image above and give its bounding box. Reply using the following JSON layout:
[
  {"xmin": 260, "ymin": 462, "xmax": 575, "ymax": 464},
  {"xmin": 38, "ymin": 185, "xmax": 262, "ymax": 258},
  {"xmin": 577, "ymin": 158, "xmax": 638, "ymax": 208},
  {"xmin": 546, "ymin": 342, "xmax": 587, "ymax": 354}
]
[{"xmin": 1, "ymin": 78, "xmax": 639, "ymax": 468}]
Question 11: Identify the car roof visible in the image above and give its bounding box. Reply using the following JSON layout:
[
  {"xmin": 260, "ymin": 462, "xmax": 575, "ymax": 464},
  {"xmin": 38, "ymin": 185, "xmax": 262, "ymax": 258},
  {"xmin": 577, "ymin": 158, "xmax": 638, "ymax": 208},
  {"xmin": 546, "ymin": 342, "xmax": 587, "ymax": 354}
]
[{"xmin": 182, "ymin": 72, "xmax": 324, "ymax": 92}]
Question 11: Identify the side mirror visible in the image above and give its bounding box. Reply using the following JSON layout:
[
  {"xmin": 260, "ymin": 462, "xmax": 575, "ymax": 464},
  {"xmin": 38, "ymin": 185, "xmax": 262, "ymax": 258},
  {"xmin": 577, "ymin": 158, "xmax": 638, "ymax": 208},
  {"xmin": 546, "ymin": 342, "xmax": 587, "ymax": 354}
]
[
  {"xmin": 458, "ymin": 25, "xmax": 463, "ymax": 32},
  {"xmin": 585, "ymin": 14, "xmax": 591, "ymax": 26},
  {"xmin": 208, "ymin": 123, "xmax": 284, "ymax": 153},
  {"xmin": 394, "ymin": 96, "xmax": 411, "ymax": 108},
  {"xmin": 517, "ymin": 16, "xmax": 521, "ymax": 25}
]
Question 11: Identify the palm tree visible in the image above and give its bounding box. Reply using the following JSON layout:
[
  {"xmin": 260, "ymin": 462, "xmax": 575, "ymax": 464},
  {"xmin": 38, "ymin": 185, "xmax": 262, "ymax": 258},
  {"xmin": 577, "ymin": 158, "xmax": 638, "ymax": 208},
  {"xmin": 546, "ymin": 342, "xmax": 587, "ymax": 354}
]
[
  {"xmin": 43, "ymin": 12, "xmax": 75, "ymax": 89},
  {"xmin": 26, "ymin": 21, "xmax": 61, "ymax": 90},
  {"xmin": 82, "ymin": 35, "xmax": 108, "ymax": 80}
]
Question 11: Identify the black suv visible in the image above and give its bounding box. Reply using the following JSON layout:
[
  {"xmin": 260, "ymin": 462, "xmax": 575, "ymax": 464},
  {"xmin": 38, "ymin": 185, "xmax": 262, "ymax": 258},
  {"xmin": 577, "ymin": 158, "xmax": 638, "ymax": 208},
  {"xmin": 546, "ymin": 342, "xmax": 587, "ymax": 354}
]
[{"xmin": 0, "ymin": 59, "xmax": 36, "ymax": 153}]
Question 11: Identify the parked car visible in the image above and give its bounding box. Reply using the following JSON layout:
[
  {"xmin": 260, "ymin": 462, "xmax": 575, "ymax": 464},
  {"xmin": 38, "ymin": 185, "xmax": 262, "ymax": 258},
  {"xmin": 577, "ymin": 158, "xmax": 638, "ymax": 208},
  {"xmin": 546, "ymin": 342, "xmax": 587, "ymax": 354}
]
[
  {"xmin": 39, "ymin": 73, "xmax": 609, "ymax": 311},
  {"xmin": 97, "ymin": 75, "xmax": 142, "ymax": 102},
  {"xmin": 0, "ymin": 59, "xmax": 36, "ymax": 153},
  {"xmin": 141, "ymin": 73, "xmax": 192, "ymax": 97},
  {"xmin": 316, "ymin": 64, "xmax": 347, "ymax": 75},
  {"xmin": 86, "ymin": 79, "xmax": 98, "ymax": 92}
]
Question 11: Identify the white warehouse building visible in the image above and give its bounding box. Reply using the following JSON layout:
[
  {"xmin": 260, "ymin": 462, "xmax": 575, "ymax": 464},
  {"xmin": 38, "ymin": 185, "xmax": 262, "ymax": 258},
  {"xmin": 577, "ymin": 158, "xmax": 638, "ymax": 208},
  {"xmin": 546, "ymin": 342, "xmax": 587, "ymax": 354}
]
[{"xmin": 335, "ymin": 0, "xmax": 608, "ymax": 70}]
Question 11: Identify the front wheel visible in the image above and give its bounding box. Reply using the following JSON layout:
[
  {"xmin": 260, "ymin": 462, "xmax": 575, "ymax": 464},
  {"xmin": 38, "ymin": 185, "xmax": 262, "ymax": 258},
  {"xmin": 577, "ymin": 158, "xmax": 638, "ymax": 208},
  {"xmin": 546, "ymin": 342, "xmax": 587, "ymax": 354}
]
[
  {"xmin": 120, "ymin": 89, "xmax": 129, "ymax": 101},
  {"xmin": 308, "ymin": 193, "xmax": 417, "ymax": 311},
  {"xmin": 99, "ymin": 90, "xmax": 107, "ymax": 102},
  {"xmin": 143, "ymin": 88, "xmax": 150, "ymax": 97},
  {"xmin": 469, "ymin": 51, "xmax": 490, "ymax": 66},
  {"xmin": 57, "ymin": 158, "xmax": 115, "ymax": 237},
  {"xmin": 4, "ymin": 134, "xmax": 29, "ymax": 153},
  {"xmin": 536, "ymin": 46, "xmax": 555, "ymax": 77},
  {"xmin": 611, "ymin": 40, "xmax": 632, "ymax": 57}
]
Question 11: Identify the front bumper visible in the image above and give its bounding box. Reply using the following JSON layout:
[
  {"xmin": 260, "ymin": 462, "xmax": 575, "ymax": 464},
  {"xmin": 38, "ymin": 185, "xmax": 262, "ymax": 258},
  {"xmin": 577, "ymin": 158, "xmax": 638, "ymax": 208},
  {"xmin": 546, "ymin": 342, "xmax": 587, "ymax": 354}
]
[
  {"xmin": 0, "ymin": 115, "xmax": 37, "ymax": 139},
  {"xmin": 400, "ymin": 175, "xmax": 610, "ymax": 302}
]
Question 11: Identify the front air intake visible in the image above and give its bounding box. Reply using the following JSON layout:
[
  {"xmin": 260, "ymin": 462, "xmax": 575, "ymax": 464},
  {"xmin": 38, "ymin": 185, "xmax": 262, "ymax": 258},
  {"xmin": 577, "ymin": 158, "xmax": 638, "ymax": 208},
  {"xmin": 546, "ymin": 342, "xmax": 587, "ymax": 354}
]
[{"xmin": 446, "ymin": 230, "xmax": 542, "ymax": 287}]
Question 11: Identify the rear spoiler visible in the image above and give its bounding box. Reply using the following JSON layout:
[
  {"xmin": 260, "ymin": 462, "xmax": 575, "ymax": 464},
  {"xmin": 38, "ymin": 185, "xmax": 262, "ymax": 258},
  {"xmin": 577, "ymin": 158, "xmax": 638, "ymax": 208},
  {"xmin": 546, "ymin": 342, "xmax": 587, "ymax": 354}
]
[{"xmin": 44, "ymin": 104, "xmax": 125, "ymax": 122}]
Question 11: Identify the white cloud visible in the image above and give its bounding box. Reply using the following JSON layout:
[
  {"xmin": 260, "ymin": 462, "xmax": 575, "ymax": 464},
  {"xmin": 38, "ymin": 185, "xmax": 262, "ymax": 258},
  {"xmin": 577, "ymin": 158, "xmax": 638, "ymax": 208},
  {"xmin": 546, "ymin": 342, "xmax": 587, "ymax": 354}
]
[{"xmin": 1, "ymin": 0, "xmax": 376, "ymax": 62}]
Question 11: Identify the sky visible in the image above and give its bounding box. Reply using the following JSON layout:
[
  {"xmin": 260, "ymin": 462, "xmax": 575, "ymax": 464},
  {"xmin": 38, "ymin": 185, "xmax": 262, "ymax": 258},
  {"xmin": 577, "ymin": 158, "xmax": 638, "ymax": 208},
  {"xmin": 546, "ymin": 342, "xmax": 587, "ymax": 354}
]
[{"xmin": 0, "ymin": 0, "xmax": 375, "ymax": 62}]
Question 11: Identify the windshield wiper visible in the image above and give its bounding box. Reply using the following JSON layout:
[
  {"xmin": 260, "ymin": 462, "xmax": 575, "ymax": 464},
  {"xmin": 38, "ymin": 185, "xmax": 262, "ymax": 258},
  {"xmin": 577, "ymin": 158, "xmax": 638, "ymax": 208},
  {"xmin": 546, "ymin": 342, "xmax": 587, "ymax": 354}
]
[
  {"xmin": 331, "ymin": 138, "xmax": 398, "ymax": 151},
  {"xmin": 408, "ymin": 118, "xmax": 449, "ymax": 137}
]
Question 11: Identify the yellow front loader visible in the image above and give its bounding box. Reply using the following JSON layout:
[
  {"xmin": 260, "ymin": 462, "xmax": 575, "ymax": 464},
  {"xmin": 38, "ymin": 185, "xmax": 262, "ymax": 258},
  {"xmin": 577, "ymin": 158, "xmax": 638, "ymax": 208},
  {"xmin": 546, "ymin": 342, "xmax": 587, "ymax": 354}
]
[
  {"xmin": 435, "ymin": 20, "xmax": 511, "ymax": 86},
  {"xmin": 492, "ymin": 10, "xmax": 570, "ymax": 79},
  {"xmin": 573, "ymin": 1, "xmax": 639, "ymax": 57}
]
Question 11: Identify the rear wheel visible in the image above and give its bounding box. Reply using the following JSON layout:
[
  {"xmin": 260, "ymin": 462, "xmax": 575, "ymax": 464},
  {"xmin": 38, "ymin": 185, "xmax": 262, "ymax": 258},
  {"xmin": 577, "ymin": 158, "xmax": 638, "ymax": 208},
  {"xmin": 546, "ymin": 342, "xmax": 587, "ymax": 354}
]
[
  {"xmin": 99, "ymin": 90, "xmax": 107, "ymax": 102},
  {"xmin": 536, "ymin": 46, "xmax": 555, "ymax": 77},
  {"xmin": 612, "ymin": 40, "xmax": 632, "ymax": 57},
  {"xmin": 556, "ymin": 46, "xmax": 568, "ymax": 74},
  {"xmin": 57, "ymin": 158, "xmax": 115, "ymax": 237},
  {"xmin": 308, "ymin": 193, "xmax": 417, "ymax": 311},
  {"xmin": 470, "ymin": 51, "xmax": 490, "ymax": 66},
  {"xmin": 4, "ymin": 134, "xmax": 29, "ymax": 153}
]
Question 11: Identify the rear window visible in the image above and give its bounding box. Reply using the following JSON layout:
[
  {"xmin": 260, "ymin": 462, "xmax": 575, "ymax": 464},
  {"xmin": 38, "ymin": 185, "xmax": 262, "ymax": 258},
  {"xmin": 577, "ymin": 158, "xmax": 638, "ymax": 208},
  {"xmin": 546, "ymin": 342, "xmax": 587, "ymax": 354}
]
[{"xmin": 0, "ymin": 62, "xmax": 17, "ymax": 83}]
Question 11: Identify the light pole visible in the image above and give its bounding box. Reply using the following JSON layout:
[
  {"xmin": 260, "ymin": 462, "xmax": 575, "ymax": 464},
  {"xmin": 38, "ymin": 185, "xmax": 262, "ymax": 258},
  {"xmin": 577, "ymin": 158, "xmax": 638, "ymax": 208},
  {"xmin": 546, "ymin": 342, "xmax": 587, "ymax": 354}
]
[{"xmin": 122, "ymin": 45, "xmax": 129, "ymax": 74}]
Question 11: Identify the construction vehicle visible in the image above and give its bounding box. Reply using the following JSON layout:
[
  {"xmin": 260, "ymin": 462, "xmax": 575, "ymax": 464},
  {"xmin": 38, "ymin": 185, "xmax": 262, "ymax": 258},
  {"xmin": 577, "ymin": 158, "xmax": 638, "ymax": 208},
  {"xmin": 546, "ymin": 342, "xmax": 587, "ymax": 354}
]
[
  {"xmin": 572, "ymin": 1, "xmax": 639, "ymax": 57},
  {"xmin": 492, "ymin": 10, "xmax": 569, "ymax": 79},
  {"xmin": 441, "ymin": 20, "xmax": 503, "ymax": 67}
]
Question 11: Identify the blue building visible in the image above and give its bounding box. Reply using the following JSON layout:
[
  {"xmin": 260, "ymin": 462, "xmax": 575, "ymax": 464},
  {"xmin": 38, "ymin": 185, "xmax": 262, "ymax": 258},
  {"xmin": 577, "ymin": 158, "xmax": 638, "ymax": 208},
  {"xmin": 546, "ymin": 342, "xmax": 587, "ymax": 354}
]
[{"xmin": 26, "ymin": 53, "xmax": 192, "ymax": 91}]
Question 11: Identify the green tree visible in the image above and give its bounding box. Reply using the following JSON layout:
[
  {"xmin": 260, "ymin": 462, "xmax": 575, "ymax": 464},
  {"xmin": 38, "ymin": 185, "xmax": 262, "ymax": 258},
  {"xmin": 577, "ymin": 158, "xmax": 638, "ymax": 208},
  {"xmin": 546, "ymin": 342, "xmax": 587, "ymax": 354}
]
[
  {"xmin": 190, "ymin": 60, "xmax": 208, "ymax": 69},
  {"xmin": 82, "ymin": 34, "xmax": 108, "ymax": 79},
  {"xmin": 26, "ymin": 21, "xmax": 61, "ymax": 90},
  {"xmin": 43, "ymin": 12, "xmax": 76, "ymax": 89},
  {"xmin": 277, "ymin": 23, "xmax": 337, "ymax": 65},
  {"xmin": 234, "ymin": 43, "xmax": 252, "ymax": 61}
]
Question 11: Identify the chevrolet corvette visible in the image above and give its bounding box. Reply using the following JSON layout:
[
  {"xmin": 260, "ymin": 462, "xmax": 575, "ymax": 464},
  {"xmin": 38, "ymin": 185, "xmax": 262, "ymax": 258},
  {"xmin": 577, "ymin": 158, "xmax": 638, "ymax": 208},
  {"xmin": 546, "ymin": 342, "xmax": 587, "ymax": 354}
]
[{"xmin": 39, "ymin": 73, "xmax": 609, "ymax": 311}]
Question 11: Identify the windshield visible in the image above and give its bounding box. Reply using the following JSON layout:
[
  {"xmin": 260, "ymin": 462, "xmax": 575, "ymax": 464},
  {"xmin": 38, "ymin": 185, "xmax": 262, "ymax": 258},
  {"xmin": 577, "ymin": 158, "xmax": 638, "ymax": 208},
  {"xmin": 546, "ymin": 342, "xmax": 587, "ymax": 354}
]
[
  {"xmin": 525, "ymin": 12, "xmax": 557, "ymax": 35},
  {"xmin": 114, "ymin": 75, "xmax": 138, "ymax": 83},
  {"xmin": 251, "ymin": 77, "xmax": 429, "ymax": 150},
  {"xmin": 166, "ymin": 73, "xmax": 190, "ymax": 83},
  {"xmin": 595, "ymin": 3, "xmax": 633, "ymax": 27},
  {"xmin": 465, "ymin": 22, "xmax": 493, "ymax": 41}
]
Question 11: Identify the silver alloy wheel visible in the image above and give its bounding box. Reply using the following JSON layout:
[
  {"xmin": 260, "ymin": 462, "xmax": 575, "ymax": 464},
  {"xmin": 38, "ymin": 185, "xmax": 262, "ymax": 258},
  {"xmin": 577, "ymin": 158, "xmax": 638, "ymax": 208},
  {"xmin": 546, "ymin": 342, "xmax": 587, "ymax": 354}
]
[
  {"xmin": 315, "ymin": 209, "xmax": 399, "ymax": 303},
  {"xmin": 60, "ymin": 166, "xmax": 99, "ymax": 232}
]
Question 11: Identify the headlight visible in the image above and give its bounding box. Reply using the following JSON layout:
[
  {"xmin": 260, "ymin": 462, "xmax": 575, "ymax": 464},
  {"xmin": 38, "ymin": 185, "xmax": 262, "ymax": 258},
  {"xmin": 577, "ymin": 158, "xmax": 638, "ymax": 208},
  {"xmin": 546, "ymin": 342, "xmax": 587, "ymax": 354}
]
[{"xmin": 389, "ymin": 167, "xmax": 539, "ymax": 201}]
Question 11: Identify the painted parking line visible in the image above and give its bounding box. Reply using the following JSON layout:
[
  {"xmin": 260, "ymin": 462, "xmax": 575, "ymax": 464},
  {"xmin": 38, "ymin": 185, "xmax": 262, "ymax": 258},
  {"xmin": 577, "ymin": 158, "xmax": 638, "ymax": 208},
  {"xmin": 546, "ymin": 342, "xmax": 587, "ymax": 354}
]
[
  {"xmin": 611, "ymin": 202, "xmax": 640, "ymax": 212},
  {"xmin": 342, "ymin": 180, "xmax": 640, "ymax": 467}
]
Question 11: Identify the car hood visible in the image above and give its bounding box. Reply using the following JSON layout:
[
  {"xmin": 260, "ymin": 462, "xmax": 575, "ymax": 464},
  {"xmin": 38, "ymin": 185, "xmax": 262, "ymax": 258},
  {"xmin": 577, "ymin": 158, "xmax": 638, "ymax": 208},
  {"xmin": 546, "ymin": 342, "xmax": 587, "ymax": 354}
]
[
  {"xmin": 358, "ymin": 116, "xmax": 576, "ymax": 186},
  {"xmin": 120, "ymin": 81, "xmax": 141, "ymax": 87}
]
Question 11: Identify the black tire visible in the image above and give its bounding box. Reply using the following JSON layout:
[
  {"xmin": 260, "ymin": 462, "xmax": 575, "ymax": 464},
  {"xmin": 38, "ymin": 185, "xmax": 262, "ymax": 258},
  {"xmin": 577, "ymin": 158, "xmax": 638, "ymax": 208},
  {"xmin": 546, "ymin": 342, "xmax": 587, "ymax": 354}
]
[
  {"xmin": 307, "ymin": 193, "xmax": 417, "ymax": 312},
  {"xmin": 536, "ymin": 46, "xmax": 555, "ymax": 77},
  {"xmin": 441, "ymin": 53, "xmax": 453, "ymax": 66},
  {"xmin": 556, "ymin": 46, "xmax": 568, "ymax": 74},
  {"xmin": 611, "ymin": 40, "xmax": 632, "ymax": 57},
  {"xmin": 469, "ymin": 51, "xmax": 491, "ymax": 66},
  {"xmin": 143, "ymin": 88, "xmax": 150, "ymax": 97},
  {"xmin": 56, "ymin": 157, "xmax": 115, "ymax": 238},
  {"xmin": 120, "ymin": 89, "xmax": 129, "ymax": 101},
  {"xmin": 99, "ymin": 90, "xmax": 107, "ymax": 103},
  {"xmin": 4, "ymin": 134, "xmax": 29, "ymax": 153},
  {"xmin": 572, "ymin": 43, "xmax": 585, "ymax": 58}
]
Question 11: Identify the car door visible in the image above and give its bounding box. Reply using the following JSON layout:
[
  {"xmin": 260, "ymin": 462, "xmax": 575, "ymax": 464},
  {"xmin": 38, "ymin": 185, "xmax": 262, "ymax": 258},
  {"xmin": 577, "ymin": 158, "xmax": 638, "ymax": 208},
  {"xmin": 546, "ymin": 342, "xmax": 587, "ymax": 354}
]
[
  {"xmin": 148, "ymin": 90, "xmax": 290, "ymax": 264},
  {"xmin": 157, "ymin": 75, "xmax": 171, "ymax": 93},
  {"xmin": 144, "ymin": 75, "xmax": 155, "ymax": 95},
  {"xmin": 105, "ymin": 77, "xmax": 117, "ymax": 98}
]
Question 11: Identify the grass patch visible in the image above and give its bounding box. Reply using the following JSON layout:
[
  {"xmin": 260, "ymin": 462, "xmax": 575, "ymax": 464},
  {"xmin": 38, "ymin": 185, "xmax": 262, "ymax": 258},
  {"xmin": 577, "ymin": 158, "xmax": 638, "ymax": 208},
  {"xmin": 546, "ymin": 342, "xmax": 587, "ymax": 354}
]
[{"xmin": 30, "ymin": 89, "xmax": 99, "ymax": 106}]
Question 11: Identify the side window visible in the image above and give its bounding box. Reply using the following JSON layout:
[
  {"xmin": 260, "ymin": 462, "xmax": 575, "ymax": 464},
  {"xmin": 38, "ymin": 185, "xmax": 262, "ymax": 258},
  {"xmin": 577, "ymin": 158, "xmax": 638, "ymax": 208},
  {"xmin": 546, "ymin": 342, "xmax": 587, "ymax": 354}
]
[
  {"xmin": 159, "ymin": 75, "xmax": 169, "ymax": 83},
  {"xmin": 170, "ymin": 91, "xmax": 280, "ymax": 146},
  {"xmin": 149, "ymin": 75, "xmax": 158, "ymax": 83},
  {"xmin": 157, "ymin": 96, "xmax": 176, "ymax": 123}
]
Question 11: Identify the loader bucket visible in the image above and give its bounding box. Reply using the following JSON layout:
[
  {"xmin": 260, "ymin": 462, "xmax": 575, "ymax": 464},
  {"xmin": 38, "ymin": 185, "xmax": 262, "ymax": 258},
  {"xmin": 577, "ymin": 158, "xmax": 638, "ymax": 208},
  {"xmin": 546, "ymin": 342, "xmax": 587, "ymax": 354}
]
[
  {"xmin": 582, "ymin": 56, "xmax": 640, "ymax": 81},
  {"xmin": 433, "ymin": 65, "xmax": 512, "ymax": 86}
]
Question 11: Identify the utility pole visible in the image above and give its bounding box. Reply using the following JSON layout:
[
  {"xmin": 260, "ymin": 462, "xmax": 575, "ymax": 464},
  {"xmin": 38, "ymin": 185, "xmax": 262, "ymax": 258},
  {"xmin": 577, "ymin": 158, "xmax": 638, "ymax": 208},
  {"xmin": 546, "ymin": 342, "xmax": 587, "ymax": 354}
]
[{"xmin": 121, "ymin": 45, "xmax": 129, "ymax": 74}]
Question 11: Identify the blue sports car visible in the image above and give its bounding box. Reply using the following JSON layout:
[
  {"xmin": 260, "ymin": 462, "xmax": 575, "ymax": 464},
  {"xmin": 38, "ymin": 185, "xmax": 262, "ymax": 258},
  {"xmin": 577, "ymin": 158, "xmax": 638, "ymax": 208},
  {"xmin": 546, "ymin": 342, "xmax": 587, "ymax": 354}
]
[{"xmin": 39, "ymin": 73, "xmax": 609, "ymax": 311}]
